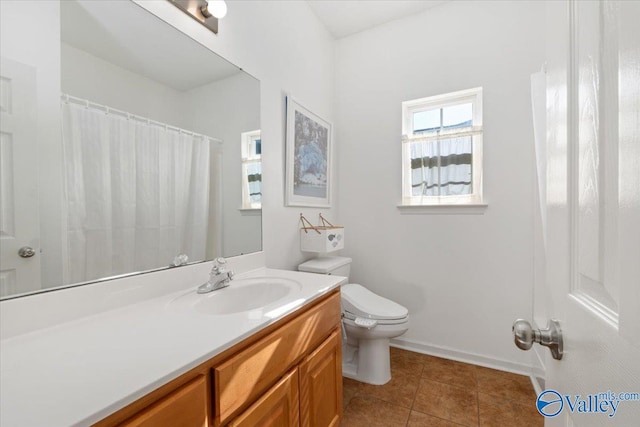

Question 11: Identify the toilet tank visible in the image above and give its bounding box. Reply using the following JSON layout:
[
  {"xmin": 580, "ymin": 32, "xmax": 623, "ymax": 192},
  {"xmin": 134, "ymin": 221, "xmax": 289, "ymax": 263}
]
[{"xmin": 298, "ymin": 256, "xmax": 352, "ymax": 279}]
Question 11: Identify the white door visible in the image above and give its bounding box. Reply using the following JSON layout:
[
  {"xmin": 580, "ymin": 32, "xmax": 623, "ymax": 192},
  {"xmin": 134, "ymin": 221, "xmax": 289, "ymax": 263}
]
[
  {"xmin": 0, "ymin": 57, "xmax": 41, "ymax": 297},
  {"xmin": 540, "ymin": 1, "xmax": 640, "ymax": 425}
]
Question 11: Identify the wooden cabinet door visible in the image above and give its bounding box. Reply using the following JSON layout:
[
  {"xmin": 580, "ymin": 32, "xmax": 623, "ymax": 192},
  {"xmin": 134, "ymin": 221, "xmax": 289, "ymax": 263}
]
[
  {"xmin": 299, "ymin": 331, "xmax": 342, "ymax": 427},
  {"xmin": 229, "ymin": 369, "xmax": 299, "ymax": 427},
  {"xmin": 120, "ymin": 375, "xmax": 207, "ymax": 427}
]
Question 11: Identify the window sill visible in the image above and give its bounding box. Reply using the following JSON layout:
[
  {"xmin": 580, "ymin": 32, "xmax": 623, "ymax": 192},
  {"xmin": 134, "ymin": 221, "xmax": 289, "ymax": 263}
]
[
  {"xmin": 397, "ymin": 203, "xmax": 488, "ymax": 215},
  {"xmin": 238, "ymin": 208, "xmax": 262, "ymax": 215}
]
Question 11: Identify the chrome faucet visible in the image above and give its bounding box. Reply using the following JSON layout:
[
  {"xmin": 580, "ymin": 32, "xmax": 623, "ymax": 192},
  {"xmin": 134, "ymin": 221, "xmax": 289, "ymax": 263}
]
[{"xmin": 197, "ymin": 257, "xmax": 234, "ymax": 294}]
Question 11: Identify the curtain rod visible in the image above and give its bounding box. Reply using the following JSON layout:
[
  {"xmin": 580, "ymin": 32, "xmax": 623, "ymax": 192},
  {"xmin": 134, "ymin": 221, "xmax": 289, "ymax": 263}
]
[{"xmin": 61, "ymin": 93, "xmax": 223, "ymax": 144}]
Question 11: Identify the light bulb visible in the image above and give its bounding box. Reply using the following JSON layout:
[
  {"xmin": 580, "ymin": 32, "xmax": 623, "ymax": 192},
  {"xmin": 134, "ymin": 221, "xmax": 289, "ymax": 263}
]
[{"xmin": 207, "ymin": 1, "xmax": 227, "ymax": 19}]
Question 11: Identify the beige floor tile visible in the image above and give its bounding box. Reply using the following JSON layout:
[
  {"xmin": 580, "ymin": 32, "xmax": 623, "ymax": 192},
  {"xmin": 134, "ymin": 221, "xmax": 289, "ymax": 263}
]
[
  {"xmin": 422, "ymin": 356, "xmax": 477, "ymax": 391},
  {"xmin": 391, "ymin": 354, "xmax": 425, "ymax": 377},
  {"xmin": 341, "ymin": 349, "xmax": 540, "ymax": 427},
  {"xmin": 408, "ymin": 410, "xmax": 467, "ymax": 427},
  {"xmin": 357, "ymin": 369, "xmax": 420, "ymax": 408},
  {"xmin": 475, "ymin": 366, "xmax": 536, "ymax": 406},
  {"xmin": 478, "ymin": 392, "xmax": 543, "ymax": 427},
  {"xmin": 343, "ymin": 377, "xmax": 361, "ymax": 408},
  {"xmin": 390, "ymin": 347, "xmax": 429, "ymax": 365},
  {"xmin": 341, "ymin": 395, "xmax": 410, "ymax": 427},
  {"xmin": 413, "ymin": 379, "xmax": 479, "ymax": 427}
]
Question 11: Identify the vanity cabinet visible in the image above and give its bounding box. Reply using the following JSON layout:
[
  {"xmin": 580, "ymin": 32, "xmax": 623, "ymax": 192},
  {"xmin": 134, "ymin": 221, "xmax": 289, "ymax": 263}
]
[{"xmin": 95, "ymin": 290, "xmax": 342, "ymax": 427}]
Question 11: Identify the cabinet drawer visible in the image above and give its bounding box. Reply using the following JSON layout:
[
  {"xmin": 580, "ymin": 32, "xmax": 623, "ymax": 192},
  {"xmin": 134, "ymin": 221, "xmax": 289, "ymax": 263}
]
[
  {"xmin": 214, "ymin": 291, "xmax": 340, "ymax": 425},
  {"xmin": 120, "ymin": 375, "xmax": 207, "ymax": 427},
  {"xmin": 229, "ymin": 368, "xmax": 299, "ymax": 427}
]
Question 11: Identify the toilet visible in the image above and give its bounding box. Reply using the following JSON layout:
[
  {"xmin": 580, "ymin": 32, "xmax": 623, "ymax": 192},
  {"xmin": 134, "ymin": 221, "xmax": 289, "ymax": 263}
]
[{"xmin": 298, "ymin": 256, "xmax": 409, "ymax": 385}]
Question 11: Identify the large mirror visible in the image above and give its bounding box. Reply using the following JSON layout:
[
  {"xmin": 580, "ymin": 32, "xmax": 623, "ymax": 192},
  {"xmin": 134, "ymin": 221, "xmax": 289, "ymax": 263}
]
[{"xmin": 0, "ymin": 0, "xmax": 261, "ymax": 299}]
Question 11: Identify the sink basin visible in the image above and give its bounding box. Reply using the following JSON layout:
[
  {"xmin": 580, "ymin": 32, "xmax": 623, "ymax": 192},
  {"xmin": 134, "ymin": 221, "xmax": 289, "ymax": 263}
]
[{"xmin": 170, "ymin": 277, "xmax": 302, "ymax": 315}]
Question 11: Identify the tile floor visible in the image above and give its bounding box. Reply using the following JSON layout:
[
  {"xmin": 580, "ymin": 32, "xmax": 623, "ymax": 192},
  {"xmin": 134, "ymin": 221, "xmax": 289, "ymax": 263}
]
[{"xmin": 341, "ymin": 347, "xmax": 543, "ymax": 427}]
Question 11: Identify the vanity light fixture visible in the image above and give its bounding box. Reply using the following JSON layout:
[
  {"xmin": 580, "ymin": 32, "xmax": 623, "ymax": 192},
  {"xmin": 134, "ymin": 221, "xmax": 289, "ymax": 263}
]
[
  {"xmin": 201, "ymin": 1, "xmax": 227, "ymax": 19},
  {"xmin": 168, "ymin": 0, "xmax": 227, "ymax": 34}
]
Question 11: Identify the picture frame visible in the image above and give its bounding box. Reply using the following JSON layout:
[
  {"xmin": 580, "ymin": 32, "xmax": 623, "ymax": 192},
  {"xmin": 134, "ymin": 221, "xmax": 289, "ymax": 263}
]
[{"xmin": 285, "ymin": 96, "xmax": 332, "ymax": 207}]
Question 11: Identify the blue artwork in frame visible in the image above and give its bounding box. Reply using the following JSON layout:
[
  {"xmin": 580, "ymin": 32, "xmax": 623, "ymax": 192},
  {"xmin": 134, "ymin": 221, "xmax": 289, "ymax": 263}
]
[{"xmin": 285, "ymin": 96, "xmax": 332, "ymax": 207}]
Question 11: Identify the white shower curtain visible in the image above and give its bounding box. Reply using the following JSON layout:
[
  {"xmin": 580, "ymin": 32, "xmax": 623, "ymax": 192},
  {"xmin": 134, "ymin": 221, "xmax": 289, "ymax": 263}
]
[{"xmin": 62, "ymin": 98, "xmax": 211, "ymax": 284}]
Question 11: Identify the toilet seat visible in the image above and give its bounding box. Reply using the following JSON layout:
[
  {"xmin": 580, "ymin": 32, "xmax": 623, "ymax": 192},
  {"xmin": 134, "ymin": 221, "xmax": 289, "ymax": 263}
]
[
  {"xmin": 341, "ymin": 283, "xmax": 409, "ymax": 324},
  {"xmin": 343, "ymin": 311, "xmax": 409, "ymax": 326}
]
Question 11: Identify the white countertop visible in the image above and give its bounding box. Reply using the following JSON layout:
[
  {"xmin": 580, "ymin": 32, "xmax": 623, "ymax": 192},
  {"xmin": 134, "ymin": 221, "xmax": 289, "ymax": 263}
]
[{"xmin": 0, "ymin": 268, "xmax": 345, "ymax": 427}]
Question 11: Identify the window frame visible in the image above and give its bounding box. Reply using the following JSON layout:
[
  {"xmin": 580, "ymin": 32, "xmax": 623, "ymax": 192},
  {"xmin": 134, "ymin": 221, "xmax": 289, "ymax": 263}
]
[
  {"xmin": 401, "ymin": 87, "xmax": 484, "ymax": 207},
  {"xmin": 240, "ymin": 129, "xmax": 262, "ymax": 210}
]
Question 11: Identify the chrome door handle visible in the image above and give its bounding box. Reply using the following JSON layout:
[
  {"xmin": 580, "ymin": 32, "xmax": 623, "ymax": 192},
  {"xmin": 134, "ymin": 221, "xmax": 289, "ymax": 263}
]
[
  {"xmin": 512, "ymin": 319, "xmax": 563, "ymax": 360},
  {"xmin": 18, "ymin": 246, "xmax": 36, "ymax": 258}
]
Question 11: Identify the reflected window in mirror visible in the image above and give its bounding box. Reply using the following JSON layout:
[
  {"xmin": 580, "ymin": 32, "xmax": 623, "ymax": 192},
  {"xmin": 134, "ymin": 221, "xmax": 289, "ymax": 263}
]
[{"xmin": 241, "ymin": 130, "xmax": 262, "ymax": 210}]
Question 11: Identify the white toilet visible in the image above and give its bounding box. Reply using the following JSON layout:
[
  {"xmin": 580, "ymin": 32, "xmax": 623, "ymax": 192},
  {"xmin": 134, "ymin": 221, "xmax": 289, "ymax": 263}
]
[{"xmin": 298, "ymin": 256, "xmax": 409, "ymax": 385}]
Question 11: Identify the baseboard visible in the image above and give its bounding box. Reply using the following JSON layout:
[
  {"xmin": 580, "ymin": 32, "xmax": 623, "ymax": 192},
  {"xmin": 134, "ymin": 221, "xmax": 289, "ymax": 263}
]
[
  {"xmin": 531, "ymin": 346, "xmax": 546, "ymax": 395},
  {"xmin": 530, "ymin": 373, "xmax": 545, "ymax": 396},
  {"xmin": 390, "ymin": 337, "xmax": 537, "ymax": 380}
]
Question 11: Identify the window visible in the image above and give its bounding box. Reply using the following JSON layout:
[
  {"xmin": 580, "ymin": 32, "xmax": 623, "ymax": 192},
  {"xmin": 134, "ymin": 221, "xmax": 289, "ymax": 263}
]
[
  {"xmin": 401, "ymin": 87, "xmax": 483, "ymax": 206},
  {"xmin": 241, "ymin": 130, "xmax": 262, "ymax": 209}
]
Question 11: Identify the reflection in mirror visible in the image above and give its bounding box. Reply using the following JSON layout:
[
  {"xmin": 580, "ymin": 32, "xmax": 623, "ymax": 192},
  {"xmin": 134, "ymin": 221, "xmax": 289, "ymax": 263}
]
[
  {"xmin": 240, "ymin": 130, "xmax": 262, "ymax": 210},
  {"xmin": 0, "ymin": 0, "xmax": 261, "ymax": 299}
]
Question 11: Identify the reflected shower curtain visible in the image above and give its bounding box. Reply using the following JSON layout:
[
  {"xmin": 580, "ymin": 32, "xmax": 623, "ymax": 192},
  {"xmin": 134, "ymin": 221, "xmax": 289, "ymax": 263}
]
[{"xmin": 62, "ymin": 100, "xmax": 210, "ymax": 284}]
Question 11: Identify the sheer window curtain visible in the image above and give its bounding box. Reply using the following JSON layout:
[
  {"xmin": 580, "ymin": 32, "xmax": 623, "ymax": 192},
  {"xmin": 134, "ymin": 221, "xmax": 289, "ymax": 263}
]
[
  {"xmin": 409, "ymin": 136, "xmax": 473, "ymax": 197},
  {"xmin": 246, "ymin": 161, "xmax": 262, "ymax": 204},
  {"xmin": 62, "ymin": 98, "xmax": 210, "ymax": 284}
]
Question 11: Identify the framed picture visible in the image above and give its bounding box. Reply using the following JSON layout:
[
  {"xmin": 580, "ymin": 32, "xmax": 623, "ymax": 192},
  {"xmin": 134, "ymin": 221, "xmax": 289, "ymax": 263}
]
[{"xmin": 285, "ymin": 96, "xmax": 332, "ymax": 207}]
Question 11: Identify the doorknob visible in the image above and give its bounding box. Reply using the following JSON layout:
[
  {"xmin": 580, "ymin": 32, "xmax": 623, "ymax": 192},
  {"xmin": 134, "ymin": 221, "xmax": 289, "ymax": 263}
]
[
  {"xmin": 512, "ymin": 319, "xmax": 563, "ymax": 360},
  {"xmin": 18, "ymin": 246, "xmax": 36, "ymax": 258}
]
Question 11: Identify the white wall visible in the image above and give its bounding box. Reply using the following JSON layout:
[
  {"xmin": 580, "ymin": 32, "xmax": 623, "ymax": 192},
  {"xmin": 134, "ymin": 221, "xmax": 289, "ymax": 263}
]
[
  {"xmin": 334, "ymin": 1, "xmax": 545, "ymax": 370},
  {"xmin": 135, "ymin": 1, "xmax": 337, "ymax": 271}
]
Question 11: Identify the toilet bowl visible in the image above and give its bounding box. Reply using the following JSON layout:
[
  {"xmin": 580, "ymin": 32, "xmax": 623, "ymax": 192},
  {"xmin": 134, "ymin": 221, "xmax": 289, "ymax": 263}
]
[{"xmin": 298, "ymin": 257, "xmax": 409, "ymax": 385}]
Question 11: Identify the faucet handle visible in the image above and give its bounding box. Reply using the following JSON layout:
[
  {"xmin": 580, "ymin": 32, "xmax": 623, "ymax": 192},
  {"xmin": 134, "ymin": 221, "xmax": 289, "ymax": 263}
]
[{"xmin": 211, "ymin": 257, "xmax": 227, "ymax": 274}]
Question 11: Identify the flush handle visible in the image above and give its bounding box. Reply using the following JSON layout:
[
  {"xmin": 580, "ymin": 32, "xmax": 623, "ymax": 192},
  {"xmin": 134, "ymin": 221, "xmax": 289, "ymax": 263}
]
[{"xmin": 512, "ymin": 319, "xmax": 563, "ymax": 360}]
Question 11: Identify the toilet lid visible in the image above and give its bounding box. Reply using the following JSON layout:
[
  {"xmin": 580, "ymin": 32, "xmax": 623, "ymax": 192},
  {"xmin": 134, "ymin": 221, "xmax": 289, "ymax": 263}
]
[
  {"xmin": 341, "ymin": 283, "xmax": 408, "ymax": 320},
  {"xmin": 298, "ymin": 256, "xmax": 352, "ymax": 274}
]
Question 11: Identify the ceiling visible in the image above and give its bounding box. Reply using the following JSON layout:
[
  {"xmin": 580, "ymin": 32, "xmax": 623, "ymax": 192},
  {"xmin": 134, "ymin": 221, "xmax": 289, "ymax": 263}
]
[{"xmin": 307, "ymin": 0, "xmax": 449, "ymax": 39}]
